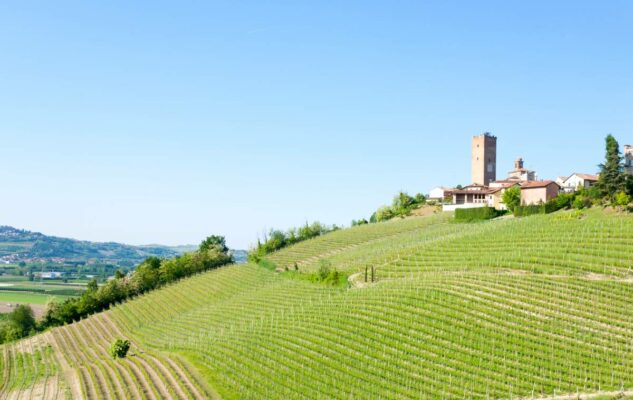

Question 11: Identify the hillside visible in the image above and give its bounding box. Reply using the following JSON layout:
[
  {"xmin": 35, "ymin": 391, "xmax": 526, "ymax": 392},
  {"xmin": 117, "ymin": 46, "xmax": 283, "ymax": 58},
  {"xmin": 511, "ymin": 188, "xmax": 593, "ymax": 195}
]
[
  {"xmin": 3, "ymin": 209, "xmax": 633, "ymax": 399},
  {"xmin": 0, "ymin": 226, "xmax": 188, "ymax": 267}
]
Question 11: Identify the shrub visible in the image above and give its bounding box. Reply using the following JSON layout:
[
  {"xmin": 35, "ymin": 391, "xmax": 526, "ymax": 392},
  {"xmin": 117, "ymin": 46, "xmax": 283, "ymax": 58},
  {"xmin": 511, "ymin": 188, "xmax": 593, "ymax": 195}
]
[
  {"xmin": 502, "ymin": 187, "xmax": 521, "ymax": 213},
  {"xmin": 455, "ymin": 207, "xmax": 503, "ymax": 222},
  {"xmin": 110, "ymin": 339, "xmax": 131, "ymax": 359}
]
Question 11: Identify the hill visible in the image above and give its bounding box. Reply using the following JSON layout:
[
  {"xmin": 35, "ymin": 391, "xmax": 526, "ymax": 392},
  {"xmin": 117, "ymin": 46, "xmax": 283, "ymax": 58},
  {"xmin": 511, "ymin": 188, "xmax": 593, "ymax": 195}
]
[
  {"xmin": 0, "ymin": 226, "xmax": 189, "ymax": 267},
  {"xmin": 3, "ymin": 209, "xmax": 633, "ymax": 399}
]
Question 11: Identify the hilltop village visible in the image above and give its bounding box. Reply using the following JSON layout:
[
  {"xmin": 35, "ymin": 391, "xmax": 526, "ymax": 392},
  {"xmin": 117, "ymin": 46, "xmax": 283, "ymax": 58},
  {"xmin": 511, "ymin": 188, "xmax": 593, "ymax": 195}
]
[{"xmin": 429, "ymin": 133, "xmax": 633, "ymax": 211}]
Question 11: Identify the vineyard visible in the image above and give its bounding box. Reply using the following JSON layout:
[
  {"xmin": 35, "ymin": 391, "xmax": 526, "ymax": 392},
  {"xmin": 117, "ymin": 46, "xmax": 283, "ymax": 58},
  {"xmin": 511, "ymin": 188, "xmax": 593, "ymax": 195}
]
[{"xmin": 3, "ymin": 208, "xmax": 633, "ymax": 399}]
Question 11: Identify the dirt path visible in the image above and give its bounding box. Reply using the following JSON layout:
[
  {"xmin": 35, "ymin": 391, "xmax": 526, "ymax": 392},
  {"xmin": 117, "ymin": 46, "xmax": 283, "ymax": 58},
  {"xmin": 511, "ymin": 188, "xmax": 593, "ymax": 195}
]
[{"xmin": 45, "ymin": 331, "xmax": 83, "ymax": 400}]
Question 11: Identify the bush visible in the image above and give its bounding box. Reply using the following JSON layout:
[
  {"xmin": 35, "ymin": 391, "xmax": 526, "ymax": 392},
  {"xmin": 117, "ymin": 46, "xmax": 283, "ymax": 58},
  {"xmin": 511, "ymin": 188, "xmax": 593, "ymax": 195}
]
[
  {"xmin": 455, "ymin": 207, "xmax": 503, "ymax": 222},
  {"xmin": 110, "ymin": 339, "xmax": 131, "ymax": 359}
]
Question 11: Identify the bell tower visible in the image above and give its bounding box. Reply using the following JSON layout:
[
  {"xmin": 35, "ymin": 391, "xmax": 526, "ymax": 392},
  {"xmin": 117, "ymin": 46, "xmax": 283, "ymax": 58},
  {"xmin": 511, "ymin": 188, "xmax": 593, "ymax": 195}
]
[{"xmin": 471, "ymin": 133, "xmax": 497, "ymax": 186}]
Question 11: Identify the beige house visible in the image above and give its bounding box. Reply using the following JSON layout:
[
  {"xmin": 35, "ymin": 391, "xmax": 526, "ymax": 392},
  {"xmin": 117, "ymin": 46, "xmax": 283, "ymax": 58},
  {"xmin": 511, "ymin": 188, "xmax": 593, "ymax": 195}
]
[
  {"xmin": 488, "ymin": 182, "xmax": 521, "ymax": 210},
  {"xmin": 520, "ymin": 180, "xmax": 560, "ymax": 205}
]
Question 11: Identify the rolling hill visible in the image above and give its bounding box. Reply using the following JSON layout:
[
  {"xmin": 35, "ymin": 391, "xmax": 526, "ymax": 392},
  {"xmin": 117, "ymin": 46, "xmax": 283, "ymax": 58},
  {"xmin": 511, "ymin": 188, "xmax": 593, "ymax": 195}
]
[
  {"xmin": 3, "ymin": 209, "xmax": 633, "ymax": 399},
  {"xmin": 0, "ymin": 226, "xmax": 190, "ymax": 267}
]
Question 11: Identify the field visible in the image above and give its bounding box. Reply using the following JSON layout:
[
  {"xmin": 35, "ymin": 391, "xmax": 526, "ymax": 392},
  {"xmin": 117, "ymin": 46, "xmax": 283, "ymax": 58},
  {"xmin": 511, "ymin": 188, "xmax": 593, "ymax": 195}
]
[{"xmin": 3, "ymin": 208, "xmax": 633, "ymax": 399}]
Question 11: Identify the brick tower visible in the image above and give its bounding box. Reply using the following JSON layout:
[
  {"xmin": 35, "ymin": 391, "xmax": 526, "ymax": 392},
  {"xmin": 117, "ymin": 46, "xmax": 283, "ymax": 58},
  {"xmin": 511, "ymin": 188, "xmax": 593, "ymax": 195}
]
[{"xmin": 471, "ymin": 133, "xmax": 497, "ymax": 186}]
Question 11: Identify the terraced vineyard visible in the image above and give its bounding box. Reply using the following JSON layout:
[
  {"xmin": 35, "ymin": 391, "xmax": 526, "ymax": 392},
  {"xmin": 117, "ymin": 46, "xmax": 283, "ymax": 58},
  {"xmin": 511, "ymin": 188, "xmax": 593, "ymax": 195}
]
[{"xmin": 3, "ymin": 208, "xmax": 633, "ymax": 399}]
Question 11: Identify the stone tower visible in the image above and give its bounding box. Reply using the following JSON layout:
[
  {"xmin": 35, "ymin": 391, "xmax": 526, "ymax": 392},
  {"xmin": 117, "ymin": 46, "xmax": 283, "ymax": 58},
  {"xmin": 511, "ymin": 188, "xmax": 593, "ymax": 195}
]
[
  {"xmin": 471, "ymin": 133, "xmax": 497, "ymax": 186},
  {"xmin": 625, "ymin": 145, "xmax": 633, "ymax": 175}
]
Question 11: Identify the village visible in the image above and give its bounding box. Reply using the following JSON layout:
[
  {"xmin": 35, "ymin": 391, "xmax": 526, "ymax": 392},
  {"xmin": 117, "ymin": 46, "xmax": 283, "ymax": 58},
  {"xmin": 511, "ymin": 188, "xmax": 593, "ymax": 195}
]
[{"xmin": 429, "ymin": 132, "xmax": 633, "ymax": 212}]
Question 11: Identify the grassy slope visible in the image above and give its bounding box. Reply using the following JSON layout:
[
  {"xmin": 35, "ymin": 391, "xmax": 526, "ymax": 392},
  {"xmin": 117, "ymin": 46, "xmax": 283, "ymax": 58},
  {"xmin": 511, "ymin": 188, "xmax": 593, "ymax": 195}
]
[{"xmin": 3, "ymin": 209, "xmax": 633, "ymax": 399}]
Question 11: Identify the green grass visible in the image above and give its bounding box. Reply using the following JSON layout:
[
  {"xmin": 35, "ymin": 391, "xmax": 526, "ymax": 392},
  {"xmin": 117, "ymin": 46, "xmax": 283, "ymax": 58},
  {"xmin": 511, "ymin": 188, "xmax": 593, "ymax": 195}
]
[
  {"xmin": 0, "ymin": 291, "xmax": 70, "ymax": 305},
  {"xmin": 4, "ymin": 208, "xmax": 633, "ymax": 399}
]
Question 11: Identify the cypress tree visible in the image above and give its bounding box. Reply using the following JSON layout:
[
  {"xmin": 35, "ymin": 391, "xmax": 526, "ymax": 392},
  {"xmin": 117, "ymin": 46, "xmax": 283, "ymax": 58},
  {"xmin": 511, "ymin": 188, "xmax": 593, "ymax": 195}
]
[{"xmin": 597, "ymin": 134, "xmax": 625, "ymax": 200}]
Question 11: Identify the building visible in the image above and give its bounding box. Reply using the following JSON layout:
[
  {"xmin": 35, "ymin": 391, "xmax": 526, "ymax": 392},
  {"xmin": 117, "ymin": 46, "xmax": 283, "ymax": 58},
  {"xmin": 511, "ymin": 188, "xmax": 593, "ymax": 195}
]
[
  {"xmin": 560, "ymin": 173, "xmax": 599, "ymax": 192},
  {"xmin": 471, "ymin": 133, "xmax": 497, "ymax": 186},
  {"xmin": 428, "ymin": 187, "xmax": 452, "ymax": 202},
  {"xmin": 36, "ymin": 271, "xmax": 64, "ymax": 279},
  {"xmin": 488, "ymin": 182, "xmax": 521, "ymax": 210},
  {"xmin": 520, "ymin": 180, "xmax": 560, "ymax": 205},
  {"xmin": 507, "ymin": 158, "xmax": 536, "ymax": 182},
  {"xmin": 625, "ymin": 145, "xmax": 633, "ymax": 175}
]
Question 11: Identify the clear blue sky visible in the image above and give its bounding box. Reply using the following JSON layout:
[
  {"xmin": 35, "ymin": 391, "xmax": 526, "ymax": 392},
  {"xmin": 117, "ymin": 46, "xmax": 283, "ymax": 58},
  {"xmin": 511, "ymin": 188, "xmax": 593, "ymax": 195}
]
[{"xmin": 1, "ymin": 1, "xmax": 631, "ymax": 249}]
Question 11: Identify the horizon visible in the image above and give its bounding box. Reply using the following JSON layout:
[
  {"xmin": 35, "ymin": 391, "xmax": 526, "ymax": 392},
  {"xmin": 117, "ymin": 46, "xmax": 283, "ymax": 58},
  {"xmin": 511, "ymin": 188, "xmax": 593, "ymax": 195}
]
[{"xmin": 1, "ymin": 1, "xmax": 632, "ymax": 249}]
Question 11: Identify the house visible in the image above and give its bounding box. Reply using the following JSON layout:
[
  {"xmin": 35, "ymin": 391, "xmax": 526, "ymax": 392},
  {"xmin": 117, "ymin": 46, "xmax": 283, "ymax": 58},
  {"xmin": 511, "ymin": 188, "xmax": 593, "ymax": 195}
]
[
  {"xmin": 560, "ymin": 173, "xmax": 599, "ymax": 193},
  {"xmin": 442, "ymin": 184, "xmax": 494, "ymax": 211},
  {"xmin": 428, "ymin": 187, "xmax": 452, "ymax": 203},
  {"xmin": 488, "ymin": 182, "xmax": 521, "ymax": 210},
  {"xmin": 520, "ymin": 180, "xmax": 560, "ymax": 205}
]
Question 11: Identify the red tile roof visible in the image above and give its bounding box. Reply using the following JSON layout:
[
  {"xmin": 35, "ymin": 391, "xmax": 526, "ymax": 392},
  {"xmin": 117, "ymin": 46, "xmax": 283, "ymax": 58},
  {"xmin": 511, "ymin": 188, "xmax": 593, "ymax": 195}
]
[{"xmin": 520, "ymin": 180, "xmax": 560, "ymax": 189}]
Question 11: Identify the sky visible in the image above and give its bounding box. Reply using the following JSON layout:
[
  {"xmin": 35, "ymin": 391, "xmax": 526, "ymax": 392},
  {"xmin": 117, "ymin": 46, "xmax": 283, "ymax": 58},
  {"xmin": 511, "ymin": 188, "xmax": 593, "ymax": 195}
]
[{"xmin": 1, "ymin": 1, "xmax": 632, "ymax": 249}]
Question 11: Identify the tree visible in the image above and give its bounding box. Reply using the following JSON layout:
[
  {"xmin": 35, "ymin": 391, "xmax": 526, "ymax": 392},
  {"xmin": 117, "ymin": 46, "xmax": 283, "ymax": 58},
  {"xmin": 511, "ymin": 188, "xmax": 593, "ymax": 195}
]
[
  {"xmin": 110, "ymin": 339, "xmax": 131, "ymax": 359},
  {"xmin": 597, "ymin": 134, "xmax": 626, "ymax": 200},
  {"xmin": 86, "ymin": 278, "xmax": 98, "ymax": 292},
  {"xmin": 199, "ymin": 235, "xmax": 229, "ymax": 254},
  {"xmin": 375, "ymin": 206, "xmax": 395, "ymax": 222},
  {"xmin": 614, "ymin": 191, "xmax": 631, "ymax": 210},
  {"xmin": 502, "ymin": 186, "xmax": 521, "ymax": 212},
  {"xmin": 626, "ymin": 175, "xmax": 633, "ymax": 197},
  {"xmin": 9, "ymin": 305, "xmax": 36, "ymax": 337}
]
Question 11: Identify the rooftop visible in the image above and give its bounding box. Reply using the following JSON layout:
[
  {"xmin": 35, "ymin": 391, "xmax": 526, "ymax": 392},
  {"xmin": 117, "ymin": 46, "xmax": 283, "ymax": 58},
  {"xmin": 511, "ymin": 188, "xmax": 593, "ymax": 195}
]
[{"xmin": 521, "ymin": 180, "xmax": 559, "ymax": 189}]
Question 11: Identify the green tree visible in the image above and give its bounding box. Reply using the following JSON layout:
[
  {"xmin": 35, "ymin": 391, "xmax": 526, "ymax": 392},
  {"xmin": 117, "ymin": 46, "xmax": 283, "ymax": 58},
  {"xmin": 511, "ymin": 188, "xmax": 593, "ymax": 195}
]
[
  {"xmin": 614, "ymin": 191, "xmax": 631, "ymax": 210},
  {"xmin": 110, "ymin": 339, "xmax": 131, "ymax": 359},
  {"xmin": 626, "ymin": 175, "xmax": 633, "ymax": 197},
  {"xmin": 502, "ymin": 186, "xmax": 521, "ymax": 212},
  {"xmin": 9, "ymin": 305, "xmax": 36, "ymax": 337},
  {"xmin": 597, "ymin": 134, "xmax": 626, "ymax": 200},
  {"xmin": 199, "ymin": 235, "xmax": 229, "ymax": 254},
  {"xmin": 375, "ymin": 206, "xmax": 395, "ymax": 222}
]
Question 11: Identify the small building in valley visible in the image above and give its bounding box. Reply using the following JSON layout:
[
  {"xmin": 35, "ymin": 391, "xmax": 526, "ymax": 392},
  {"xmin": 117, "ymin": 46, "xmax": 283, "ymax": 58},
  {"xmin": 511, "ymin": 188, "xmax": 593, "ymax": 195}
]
[{"xmin": 520, "ymin": 180, "xmax": 560, "ymax": 205}]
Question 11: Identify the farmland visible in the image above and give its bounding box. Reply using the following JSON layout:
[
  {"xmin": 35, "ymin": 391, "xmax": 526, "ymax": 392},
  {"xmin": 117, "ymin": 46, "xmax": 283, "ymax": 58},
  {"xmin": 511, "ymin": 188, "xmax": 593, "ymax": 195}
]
[{"xmin": 3, "ymin": 209, "xmax": 633, "ymax": 399}]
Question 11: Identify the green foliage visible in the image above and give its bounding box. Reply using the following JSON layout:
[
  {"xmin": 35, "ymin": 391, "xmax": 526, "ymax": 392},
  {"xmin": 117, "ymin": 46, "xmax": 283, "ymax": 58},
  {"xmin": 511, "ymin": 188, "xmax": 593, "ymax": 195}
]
[
  {"xmin": 109, "ymin": 339, "xmax": 131, "ymax": 359},
  {"xmin": 351, "ymin": 219, "xmax": 369, "ymax": 226},
  {"xmin": 309, "ymin": 260, "xmax": 344, "ymax": 286},
  {"xmin": 501, "ymin": 186, "xmax": 521, "ymax": 212},
  {"xmin": 455, "ymin": 207, "xmax": 503, "ymax": 222},
  {"xmin": 614, "ymin": 191, "xmax": 631, "ymax": 209},
  {"xmin": 249, "ymin": 222, "xmax": 336, "ymax": 261},
  {"xmin": 597, "ymin": 134, "xmax": 626, "ymax": 200},
  {"xmin": 375, "ymin": 206, "xmax": 395, "ymax": 222},
  {"xmin": 0, "ymin": 304, "xmax": 36, "ymax": 344},
  {"xmin": 514, "ymin": 200, "xmax": 561, "ymax": 217},
  {"xmin": 199, "ymin": 235, "xmax": 229, "ymax": 254},
  {"xmin": 371, "ymin": 192, "xmax": 427, "ymax": 223},
  {"xmin": 39, "ymin": 235, "xmax": 232, "ymax": 332}
]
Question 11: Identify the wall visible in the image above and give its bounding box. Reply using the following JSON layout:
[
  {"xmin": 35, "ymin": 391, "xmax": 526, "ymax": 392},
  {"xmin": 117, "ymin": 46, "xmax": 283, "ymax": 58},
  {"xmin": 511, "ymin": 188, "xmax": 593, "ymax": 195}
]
[{"xmin": 521, "ymin": 184, "xmax": 559, "ymax": 205}]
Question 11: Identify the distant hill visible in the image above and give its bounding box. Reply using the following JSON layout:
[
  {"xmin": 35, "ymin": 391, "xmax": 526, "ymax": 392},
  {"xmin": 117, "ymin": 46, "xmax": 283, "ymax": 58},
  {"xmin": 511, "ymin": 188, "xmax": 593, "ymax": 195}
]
[{"xmin": 0, "ymin": 226, "xmax": 244, "ymax": 267}]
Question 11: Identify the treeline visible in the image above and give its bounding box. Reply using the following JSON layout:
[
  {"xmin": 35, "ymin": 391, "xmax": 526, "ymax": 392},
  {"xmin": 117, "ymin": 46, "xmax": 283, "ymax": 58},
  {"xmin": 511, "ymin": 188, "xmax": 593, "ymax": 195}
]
[
  {"xmin": 249, "ymin": 222, "xmax": 338, "ymax": 261},
  {"xmin": 367, "ymin": 192, "xmax": 427, "ymax": 223},
  {"xmin": 0, "ymin": 236, "xmax": 232, "ymax": 344},
  {"xmin": 41, "ymin": 236, "xmax": 232, "ymax": 328}
]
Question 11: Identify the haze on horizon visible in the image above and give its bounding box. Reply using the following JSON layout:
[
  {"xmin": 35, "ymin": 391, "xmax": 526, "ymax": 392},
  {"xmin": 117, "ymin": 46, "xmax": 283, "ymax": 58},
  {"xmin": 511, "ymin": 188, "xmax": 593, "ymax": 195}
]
[{"xmin": 1, "ymin": 1, "xmax": 632, "ymax": 249}]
